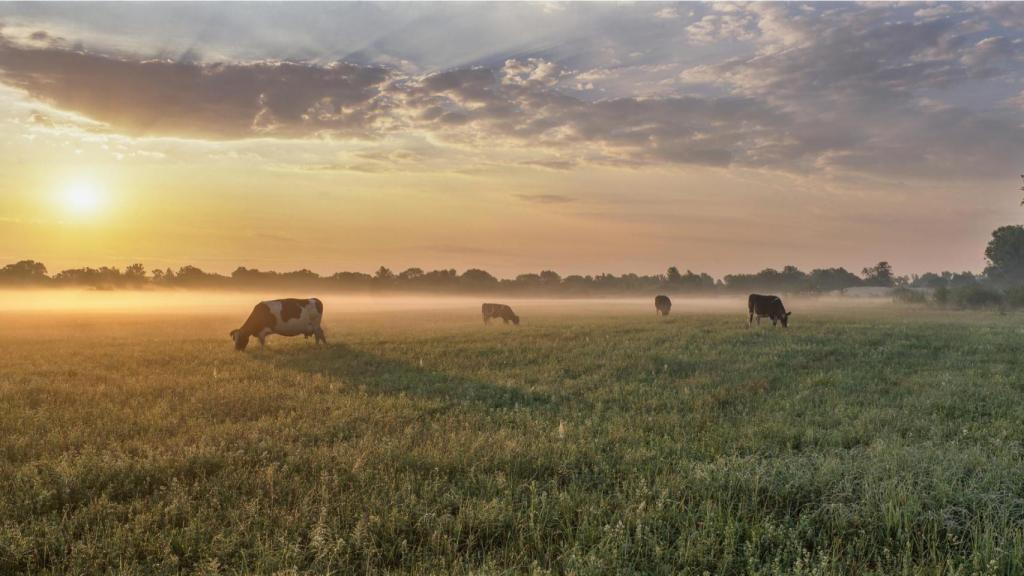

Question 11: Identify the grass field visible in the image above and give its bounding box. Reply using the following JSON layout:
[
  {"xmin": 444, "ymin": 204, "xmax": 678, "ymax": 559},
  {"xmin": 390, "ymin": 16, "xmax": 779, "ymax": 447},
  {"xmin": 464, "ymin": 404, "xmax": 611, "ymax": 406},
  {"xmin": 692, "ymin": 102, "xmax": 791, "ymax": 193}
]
[{"xmin": 3, "ymin": 295, "xmax": 1024, "ymax": 575}]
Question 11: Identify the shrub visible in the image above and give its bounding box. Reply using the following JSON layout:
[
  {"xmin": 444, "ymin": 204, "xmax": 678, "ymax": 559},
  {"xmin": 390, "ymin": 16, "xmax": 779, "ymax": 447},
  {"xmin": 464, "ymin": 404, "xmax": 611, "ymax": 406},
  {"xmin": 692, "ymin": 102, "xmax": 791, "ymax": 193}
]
[
  {"xmin": 948, "ymin": 285, "xmax": 1005, "ymax": 309},
  {"xmin": 1004, "ymin": 286, "xmax": 1024, "ymax": 309},
  {"xmin": 892, "ymin": 286, "xmax": 927, "ymax": 304}
]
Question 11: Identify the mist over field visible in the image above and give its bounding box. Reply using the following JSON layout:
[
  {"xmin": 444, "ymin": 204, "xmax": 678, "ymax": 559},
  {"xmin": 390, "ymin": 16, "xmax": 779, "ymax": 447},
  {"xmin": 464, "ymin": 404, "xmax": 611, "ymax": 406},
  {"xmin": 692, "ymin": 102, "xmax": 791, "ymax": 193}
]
[{"xmin": 0, "ymin": 289, "xmax": 893, "ymax": 318}]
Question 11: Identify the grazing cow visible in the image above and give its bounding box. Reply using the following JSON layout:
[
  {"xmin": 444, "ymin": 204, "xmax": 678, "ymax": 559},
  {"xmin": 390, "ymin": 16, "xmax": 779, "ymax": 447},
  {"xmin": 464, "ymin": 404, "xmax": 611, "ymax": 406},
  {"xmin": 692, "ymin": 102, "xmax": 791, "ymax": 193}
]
[
  {"xmin": 748, "ymin": 294, "xmax": 791, "ymax": 327},
  {"xmin": 231, "ymin": 298, "xmax": 326, "ymax": 350},
  {"xmin": 654, "ymin": 294, "xmax": 672, "ymax": 316},
  {"xmin": 481, "ymin": 303, "xmax": 519, "ymax": 325}
]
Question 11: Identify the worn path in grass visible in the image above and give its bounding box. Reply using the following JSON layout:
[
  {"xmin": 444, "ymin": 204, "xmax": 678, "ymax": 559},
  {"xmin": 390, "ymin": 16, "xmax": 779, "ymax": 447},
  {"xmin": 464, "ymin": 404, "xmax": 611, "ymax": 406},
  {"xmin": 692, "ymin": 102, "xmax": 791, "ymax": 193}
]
[{"xmin": 2, "ymin": 301, "xmax": 1024, "ymax": 574}]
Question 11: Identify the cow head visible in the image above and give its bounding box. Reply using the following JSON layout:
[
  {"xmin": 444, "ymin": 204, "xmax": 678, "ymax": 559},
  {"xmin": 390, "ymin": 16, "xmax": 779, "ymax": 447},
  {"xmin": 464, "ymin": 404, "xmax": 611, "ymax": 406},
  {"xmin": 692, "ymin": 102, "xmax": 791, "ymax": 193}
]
[
  {"xmin": 780, "ymin": 311, "xmax": 791, "ymax": 327},
  {"xmin": 230, "ymin": 329, "xmax": 250, "ymax": 351},
  {"xmin": 512, "ymin": 314, "xmax": 520, "ymax": 325}
]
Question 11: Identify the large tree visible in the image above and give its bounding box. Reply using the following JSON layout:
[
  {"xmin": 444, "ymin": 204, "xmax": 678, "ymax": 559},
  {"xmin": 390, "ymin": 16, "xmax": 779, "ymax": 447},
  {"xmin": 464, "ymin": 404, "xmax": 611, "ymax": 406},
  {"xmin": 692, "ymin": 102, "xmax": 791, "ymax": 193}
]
[
  {"xmin": 861, "ymin": 261, "xmax": 894, "ymax": 287},
  {"xmin": 984, "ymin": 225, "xmax": 1024, "ymax": 285}
]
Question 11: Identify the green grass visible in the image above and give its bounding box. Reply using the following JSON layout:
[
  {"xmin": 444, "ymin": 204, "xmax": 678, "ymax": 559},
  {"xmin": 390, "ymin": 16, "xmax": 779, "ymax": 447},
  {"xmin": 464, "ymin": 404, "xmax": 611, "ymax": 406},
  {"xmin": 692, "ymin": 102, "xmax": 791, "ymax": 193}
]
[{"xmin": 3, "ymin": 301, "xmax": 1024, "ymax": 575}]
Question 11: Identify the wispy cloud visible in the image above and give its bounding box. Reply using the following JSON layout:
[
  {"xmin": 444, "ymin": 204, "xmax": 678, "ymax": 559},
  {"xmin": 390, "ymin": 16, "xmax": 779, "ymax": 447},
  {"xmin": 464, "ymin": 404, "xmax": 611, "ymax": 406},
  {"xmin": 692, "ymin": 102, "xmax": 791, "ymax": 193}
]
[
  {"xmin": 515, "ymin": 193, "xmax": 574, "ymax": 204},
  {"xmin": 1, "ymin": 3, "xmax": 1022, "ymax": 181}
]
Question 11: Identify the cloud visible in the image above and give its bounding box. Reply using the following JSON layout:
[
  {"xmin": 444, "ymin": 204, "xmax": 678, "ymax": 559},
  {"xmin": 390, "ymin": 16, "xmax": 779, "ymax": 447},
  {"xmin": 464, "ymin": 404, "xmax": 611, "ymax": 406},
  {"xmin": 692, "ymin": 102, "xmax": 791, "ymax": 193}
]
[
  {"xmin": 654, "ymin": 7, "xmax": 679, "ymax": 20},
  {"xmin": 686, "ymin": 7, "xmax": 757, "ymax": 45},
  {"xmin": 1, "ymin": 4, "xmax": 1023, "ymax": 181},
  {"xmin": 0, "ymin": 34, "xmax": 393, "ymax": 139},
  {"xmin": 1007, "ymin": 89, "xmax": 1024, "ymax": 110},
  {"xmin": 914, "ymin": 5, "xmax": 954, "ymax": 20},
  {"xmin": 515, "ymin": 193, "xmax": 574, "ymax": 204},
  {"xmin": 0, "ymin": 35, "xmax": 795, "ymax": 169},
  {"xmin": 676, "ymin": 5, "xmax": 1024, "ymax": 178},
  {"xmin": 27, "ymin": 110, "xmax": 53, "ymax": 127},
  {"xmin": 518, "ymin": 159, "xmax": 577, "ymax": 171}
]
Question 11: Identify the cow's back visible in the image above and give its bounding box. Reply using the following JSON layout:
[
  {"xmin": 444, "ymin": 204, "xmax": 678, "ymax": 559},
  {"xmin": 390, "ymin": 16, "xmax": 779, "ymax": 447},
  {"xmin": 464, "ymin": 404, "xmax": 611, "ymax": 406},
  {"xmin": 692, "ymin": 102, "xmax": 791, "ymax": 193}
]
[
  {"xmin": 483, "ymin": 302, "xmax": 508, "ymax": 314},
  {"xmin": 749, "ymin": 294, "xmax": 783, "ymax": 315},
  {"xmin": 655, "ymin": 295, "xmax": 672, "ymax": 314},
  {"xmin": 264, "ymin": 298, "xmax": 323, "ymax": 336}
]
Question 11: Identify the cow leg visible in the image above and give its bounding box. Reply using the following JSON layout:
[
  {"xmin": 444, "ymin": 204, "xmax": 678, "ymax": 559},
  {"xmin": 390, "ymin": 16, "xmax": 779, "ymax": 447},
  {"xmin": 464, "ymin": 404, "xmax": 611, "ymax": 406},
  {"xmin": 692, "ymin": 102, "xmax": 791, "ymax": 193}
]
[
  {"xmin": 258, "ymin": 335, "xmax": 267, "ymax": 348},
  {"xmin": 315, "ymin": 328, "xmax": 326, "ymax": 344},
  {"xmin": 756, "ymin": 316, "xmax": 761, "ymax": 325},
  {"xmin": 483, "ymin": 315, "xmax": 489, "ymax": 325}
]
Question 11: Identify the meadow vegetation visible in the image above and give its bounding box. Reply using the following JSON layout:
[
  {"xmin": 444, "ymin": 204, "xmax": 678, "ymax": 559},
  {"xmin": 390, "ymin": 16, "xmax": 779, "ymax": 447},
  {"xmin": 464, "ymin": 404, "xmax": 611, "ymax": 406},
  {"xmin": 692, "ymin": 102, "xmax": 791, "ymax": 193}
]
[{"xmin": 2, "ymin": 297, "xmax": 1024, "ymax": 574}]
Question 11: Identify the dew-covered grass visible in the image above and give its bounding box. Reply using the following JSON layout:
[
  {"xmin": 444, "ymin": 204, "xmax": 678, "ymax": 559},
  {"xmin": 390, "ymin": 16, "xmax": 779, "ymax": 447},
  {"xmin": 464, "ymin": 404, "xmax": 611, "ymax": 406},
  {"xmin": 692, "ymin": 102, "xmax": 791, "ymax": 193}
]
[{"xmin": 2, "ymin": 300, "xmax": 1024, "ymax": 574}]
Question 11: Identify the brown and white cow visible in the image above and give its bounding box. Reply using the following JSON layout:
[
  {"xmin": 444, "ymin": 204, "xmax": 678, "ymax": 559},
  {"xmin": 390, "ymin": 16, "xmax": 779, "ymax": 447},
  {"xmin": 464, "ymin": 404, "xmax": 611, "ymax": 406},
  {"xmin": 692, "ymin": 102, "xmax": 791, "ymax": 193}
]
[
  {"xmin": 748, "ymin": 294, "xmax": 791, "ymax": 327},
  {"xmin": 481, "ymin": 303, "xmax": 519, "ymax": 325},
  {"xmin": 231, "ymin": 298, "xmax": 326, "ymax": 350}
]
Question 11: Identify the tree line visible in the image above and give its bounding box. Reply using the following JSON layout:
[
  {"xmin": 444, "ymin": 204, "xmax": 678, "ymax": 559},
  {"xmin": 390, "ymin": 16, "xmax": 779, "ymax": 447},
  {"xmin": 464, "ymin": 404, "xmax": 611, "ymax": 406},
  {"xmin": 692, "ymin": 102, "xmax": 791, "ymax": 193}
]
[{"xmin": 3, "ymin": 225, "xmax": 1024, "ymax": 296}]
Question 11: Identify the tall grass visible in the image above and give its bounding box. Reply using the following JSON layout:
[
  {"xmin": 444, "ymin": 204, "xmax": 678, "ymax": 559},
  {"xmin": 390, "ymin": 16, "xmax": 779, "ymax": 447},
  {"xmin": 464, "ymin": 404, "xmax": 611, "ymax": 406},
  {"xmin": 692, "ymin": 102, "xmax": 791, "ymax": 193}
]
[{"xmin": 1, "ymin": 305, "xmax": 1023, "ymax": 574}]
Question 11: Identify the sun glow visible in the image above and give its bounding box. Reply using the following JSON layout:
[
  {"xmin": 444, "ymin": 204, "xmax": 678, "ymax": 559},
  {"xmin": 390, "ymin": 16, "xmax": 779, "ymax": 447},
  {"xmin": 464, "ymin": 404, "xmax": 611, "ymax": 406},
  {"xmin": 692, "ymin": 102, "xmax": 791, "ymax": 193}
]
[{"xmin": 61, "ymin": 181, "xmax": 104, "ymax": 216}]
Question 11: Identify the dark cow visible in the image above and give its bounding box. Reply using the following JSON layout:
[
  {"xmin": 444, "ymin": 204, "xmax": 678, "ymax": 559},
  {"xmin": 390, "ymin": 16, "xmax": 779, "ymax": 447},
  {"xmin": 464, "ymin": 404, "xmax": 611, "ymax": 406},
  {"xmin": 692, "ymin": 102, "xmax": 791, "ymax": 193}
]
[
  {"xmin": 231, "ymin": 298, "xmax": 326, "ymax": 350},
  {"xmin": 748, "ymin": 294, "xmax": 791, "ymax": 327},
  {"xmin": 481, "ymin": 303, "xmax": 519, "ymax": 325},
  {"xmin": 654, "ymin": 294, "xmax": 672, "ymax": 316}
]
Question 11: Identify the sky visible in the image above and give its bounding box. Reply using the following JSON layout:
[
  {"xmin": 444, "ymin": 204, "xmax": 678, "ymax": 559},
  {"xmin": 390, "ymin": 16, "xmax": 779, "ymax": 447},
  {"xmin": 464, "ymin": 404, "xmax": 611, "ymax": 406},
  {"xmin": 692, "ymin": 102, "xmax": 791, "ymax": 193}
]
[{"xmin": 0, "ymin": 1, "xmax": 1022, "ymax": 278}]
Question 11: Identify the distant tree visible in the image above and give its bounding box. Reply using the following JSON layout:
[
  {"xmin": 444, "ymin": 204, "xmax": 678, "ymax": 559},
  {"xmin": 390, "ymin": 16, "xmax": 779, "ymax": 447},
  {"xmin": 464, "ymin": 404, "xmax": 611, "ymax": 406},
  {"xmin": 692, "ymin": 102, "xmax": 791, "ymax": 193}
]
[
  {"xmin": 125, "ymin": 263, "xmax": 145, "ymax": 278},
  {"xmin": 460, "ymin": 269, "xmax": 498, "ymax": 290},
  {"xmin": 52, "ymin": 266, "xmax": 123, "ymax": 288},
  {"xmin": 124, "ymin": 263, "xmax": 146, "ymax": 286},
  {"xmin": 374, "ymin": 266, "xmax": 394, "ymax": 281},
  {"xmin": 0, "ymin": 260, "xmax": 49, "ymax": 284},
  {"xmin": 330, "ymin": 271, "xmax": 373, "ymax": 289},
  {"xmin": 420, "ymin": 269, "xmax": 458, "ymax": 290},
  {"xmin": 911, "ymin": 272, "xmax": 947, "ymax": 289},
  {"xmin": 562, "ymin": 274, "xmax": 592, "ymax": 294},
  {"xmin": 779, "ymin": 265, "xmax": 809, "ymax": 291},
  {"xmin": 724, "ymin": 268, "xmax": 781, "ymax": 292},
  {"xmin": 675, "ymin": 269, "xmax": 716, "ymax": 292},
  {"xmin": 175, "ymin": 265, "xmax": 205, "ymax": 283},
  {"xmin": 514, "ymin": 273, "xmax": 542, "ymax": 290},
  {"xmin": 53, "ymin": 267, "xmax": 95, "ymax": 285},
  {"xmin": 666, "ymin": 266, "xmax": 682, "ymax": 284},
  {"xmin": 984, "ymin": 226, "xmax": 1024, "ymax": 285},
  {"xmin": 281, "ymin": 269, "xmax": 319, "ymax": 283},
  {"xmin": 809, "ymin": 267, "xmax": 862, "ymax": 292},
  {"xmin": 861, "ymin": 261, "xmax": 895, "ymax": 287},
  {"xmin": 398, "ymin": 268, "xmax": 424, "ymax": 281},
  {"xmin": 539, "ymin": 270, "xmax": 561, "ymax": 287},
  {"xmin": 174, "ymin": 265, "xmax": 224, "ymax": 287},
  {"xmin": 949, "ymin": 271, "xmax": 978, "ymax": 288}
]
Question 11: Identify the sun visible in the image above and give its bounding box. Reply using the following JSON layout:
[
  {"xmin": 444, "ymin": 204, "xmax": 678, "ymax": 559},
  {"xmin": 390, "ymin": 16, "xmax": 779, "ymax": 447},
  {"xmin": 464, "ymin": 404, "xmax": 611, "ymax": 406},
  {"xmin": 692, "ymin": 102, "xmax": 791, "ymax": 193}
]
[{"xmin": 61, "ymin": 181, "xmax": 105, "ymax": 216}]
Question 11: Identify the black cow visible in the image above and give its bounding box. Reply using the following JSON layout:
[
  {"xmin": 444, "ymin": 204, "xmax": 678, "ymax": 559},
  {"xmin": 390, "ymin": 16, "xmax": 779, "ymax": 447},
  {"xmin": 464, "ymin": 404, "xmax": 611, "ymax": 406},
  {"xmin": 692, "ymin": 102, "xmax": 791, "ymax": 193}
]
[
  {"xmin": 748, "ymin": 294, "xmax": 791, "ymax": 327},
  {"xmin": 654, "ymin": 294, "xmax": 672, "ymax": 316},
  {"xmin": 482, "ymin": 303, "xmax": 519, "ymax": 325}
]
